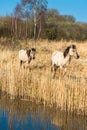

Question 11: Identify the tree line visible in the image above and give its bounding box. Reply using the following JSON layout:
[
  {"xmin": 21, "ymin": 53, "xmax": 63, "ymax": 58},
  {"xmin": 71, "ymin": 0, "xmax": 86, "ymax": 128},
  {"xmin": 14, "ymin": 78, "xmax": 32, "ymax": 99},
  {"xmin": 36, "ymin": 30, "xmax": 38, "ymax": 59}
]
[{"xmin": 0, "ymin": 0, "xmax": 87, "ymax": 41}]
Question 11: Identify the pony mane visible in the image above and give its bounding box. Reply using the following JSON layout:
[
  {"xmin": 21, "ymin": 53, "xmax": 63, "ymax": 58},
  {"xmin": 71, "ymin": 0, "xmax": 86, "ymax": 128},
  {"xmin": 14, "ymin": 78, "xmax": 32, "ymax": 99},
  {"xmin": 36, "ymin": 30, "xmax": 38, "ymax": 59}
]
[
  {"xmin": 26, "ymin": 50, "xmax": 31, "ymax": 57},
  {"xmin": 63, "ymin": 46, "xmax": 71, "ymax": 58}
]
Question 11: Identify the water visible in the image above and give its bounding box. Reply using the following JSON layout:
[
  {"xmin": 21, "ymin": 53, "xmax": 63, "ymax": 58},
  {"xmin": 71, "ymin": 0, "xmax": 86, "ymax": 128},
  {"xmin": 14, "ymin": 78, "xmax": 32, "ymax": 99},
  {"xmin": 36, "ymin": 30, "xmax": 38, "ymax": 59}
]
[{"xmin": 0, "ymin": 94, "xmax": 87, "ymax": 130}]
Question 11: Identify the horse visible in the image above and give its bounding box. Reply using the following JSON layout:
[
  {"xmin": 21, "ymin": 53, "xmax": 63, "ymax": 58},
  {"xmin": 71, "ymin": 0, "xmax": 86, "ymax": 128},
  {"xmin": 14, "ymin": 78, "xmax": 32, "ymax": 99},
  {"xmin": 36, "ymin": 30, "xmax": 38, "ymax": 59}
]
[
  {"xmin": 18, "ymin": 48, "xmax": 36, "ymax": 69},
  {"xmin": 51, "ymin": 45, "xmax": 79, "ymax": 78}
]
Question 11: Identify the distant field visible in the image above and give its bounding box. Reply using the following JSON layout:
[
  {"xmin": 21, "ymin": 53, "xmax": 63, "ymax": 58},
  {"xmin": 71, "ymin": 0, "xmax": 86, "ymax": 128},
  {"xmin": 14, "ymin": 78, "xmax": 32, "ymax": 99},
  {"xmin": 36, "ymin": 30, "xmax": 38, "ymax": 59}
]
[{"xmin": 0, "ymin": 38, "xmax": 87, "ymax": 115}]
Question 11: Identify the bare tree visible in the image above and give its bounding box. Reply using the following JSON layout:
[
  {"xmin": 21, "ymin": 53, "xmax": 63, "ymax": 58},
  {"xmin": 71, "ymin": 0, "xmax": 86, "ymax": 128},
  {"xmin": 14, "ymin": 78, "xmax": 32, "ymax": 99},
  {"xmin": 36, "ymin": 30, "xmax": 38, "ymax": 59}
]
[
  {"xmin": 14, "ymin": 3, "xmax": 30, "ymax": 39},
  {"xmin": 21, "ymin": 0, "xmax": 47, "ymax": 40}
]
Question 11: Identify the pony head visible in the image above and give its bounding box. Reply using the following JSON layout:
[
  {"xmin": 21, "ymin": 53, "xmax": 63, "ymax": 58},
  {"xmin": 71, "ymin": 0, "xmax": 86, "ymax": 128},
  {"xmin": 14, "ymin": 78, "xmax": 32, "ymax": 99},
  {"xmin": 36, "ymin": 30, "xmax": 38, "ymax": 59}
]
[
  {"xmin": 30, "ymin": 48, "xmax": 36, "ymax": 60},
  {"xmin": 69, "ymin": 45, "xmax": 79, "ymax": 59},
  {"xmin": 64, "ymin": 45, "xmax": 79, "ymax": 59}
]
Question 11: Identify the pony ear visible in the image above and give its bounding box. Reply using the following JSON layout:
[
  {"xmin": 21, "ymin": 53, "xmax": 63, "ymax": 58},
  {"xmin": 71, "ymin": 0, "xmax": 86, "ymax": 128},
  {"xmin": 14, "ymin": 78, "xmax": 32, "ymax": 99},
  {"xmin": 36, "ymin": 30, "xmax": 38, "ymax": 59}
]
[
  {"xmin": 71, "ymin": 45, "xmax": 76, "ymax": 49},
  {"xmin": 31, "ymin": 48, "xmax": 36, "ymax": 52}
]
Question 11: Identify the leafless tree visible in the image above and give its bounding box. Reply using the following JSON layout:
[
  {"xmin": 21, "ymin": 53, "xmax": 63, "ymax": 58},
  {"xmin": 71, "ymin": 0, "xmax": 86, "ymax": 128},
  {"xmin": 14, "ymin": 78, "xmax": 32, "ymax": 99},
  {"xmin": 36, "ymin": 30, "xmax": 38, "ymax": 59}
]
[{"xmin": 20, "ymin": 0, "xmax": 47, "ymax": 40}]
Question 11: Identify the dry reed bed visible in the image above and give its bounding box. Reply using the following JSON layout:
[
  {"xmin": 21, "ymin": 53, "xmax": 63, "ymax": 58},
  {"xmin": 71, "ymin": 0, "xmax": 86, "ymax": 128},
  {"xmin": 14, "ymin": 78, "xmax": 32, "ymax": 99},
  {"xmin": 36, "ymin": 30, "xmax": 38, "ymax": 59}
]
[{"xmin": 0, "ymin": 40, "xmax": 87, "ymax": 115}]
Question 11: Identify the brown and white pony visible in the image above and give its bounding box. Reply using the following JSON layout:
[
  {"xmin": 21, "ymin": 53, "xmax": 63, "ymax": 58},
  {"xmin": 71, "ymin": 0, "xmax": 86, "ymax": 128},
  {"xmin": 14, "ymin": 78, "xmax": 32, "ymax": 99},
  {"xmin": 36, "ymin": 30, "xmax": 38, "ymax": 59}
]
[
  {"xmin": 51, "ymin": 45, "xmax": 79, "ymax": 78},
  {"xmin": 19, "ymin": 48, "xmax": 36, "ymax": 69}
]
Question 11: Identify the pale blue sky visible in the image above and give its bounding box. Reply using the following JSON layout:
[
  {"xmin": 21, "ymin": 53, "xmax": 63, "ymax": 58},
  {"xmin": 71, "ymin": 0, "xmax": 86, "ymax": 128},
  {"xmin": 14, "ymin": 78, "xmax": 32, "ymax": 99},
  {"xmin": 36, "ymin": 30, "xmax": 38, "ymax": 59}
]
[{"xmin": 0, "ymin": 0, "xmax": 87, "ymax": 23}]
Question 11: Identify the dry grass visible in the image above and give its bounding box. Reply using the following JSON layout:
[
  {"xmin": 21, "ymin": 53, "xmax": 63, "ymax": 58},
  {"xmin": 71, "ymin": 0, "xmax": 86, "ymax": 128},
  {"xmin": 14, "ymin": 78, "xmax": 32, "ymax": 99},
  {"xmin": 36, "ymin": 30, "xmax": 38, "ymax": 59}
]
[{"xmin": 0, "ymin": 39, "xmax": 87, "ymax": 115}]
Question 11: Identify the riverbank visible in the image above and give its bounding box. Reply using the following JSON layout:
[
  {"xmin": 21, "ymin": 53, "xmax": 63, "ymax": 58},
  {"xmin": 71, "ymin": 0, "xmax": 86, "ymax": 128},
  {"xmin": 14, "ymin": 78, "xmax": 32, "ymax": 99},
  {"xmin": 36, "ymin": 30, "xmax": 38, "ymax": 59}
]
[{"xmin": 0, "ymin": 39, "xmax": 87, "ymax": 115}]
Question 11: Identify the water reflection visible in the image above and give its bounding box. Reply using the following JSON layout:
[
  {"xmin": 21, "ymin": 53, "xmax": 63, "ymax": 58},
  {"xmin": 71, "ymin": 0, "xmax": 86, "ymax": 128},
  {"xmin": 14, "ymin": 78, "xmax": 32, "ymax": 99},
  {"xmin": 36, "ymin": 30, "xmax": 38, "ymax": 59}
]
[{"xmin": 0, "ymin": 94, "xmax": 87, "ymax": 130}]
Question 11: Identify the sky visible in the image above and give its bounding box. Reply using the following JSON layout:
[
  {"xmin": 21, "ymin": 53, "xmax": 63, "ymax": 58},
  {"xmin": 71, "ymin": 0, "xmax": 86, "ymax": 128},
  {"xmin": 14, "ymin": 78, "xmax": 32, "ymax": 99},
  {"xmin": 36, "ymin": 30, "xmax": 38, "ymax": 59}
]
[{"xmin": 0, "ymin": 0, "xmax": 87, "ymax": 23}]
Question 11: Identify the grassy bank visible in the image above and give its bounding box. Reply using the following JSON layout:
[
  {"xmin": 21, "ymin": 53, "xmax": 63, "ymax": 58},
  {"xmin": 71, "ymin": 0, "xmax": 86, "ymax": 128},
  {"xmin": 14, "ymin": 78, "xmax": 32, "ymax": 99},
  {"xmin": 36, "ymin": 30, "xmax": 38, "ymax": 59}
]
[{"xmin": 0, "ymin": 39, "xmax": 87, "ymax": 115}]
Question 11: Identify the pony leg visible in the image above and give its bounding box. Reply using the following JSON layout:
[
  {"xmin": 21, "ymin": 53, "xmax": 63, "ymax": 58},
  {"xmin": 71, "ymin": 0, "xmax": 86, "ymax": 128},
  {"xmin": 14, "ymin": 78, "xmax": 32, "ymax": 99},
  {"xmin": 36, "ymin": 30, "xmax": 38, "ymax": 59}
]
[
  {"xmin": 23, "ymin": 62, "xmax": 30, "ymax": 70},
  {"xmin": 60, "ymin": 66, "xmax": 66, "ymax": 77},
  {"xmin": 63, "ymin": 68, "xmax": 67, "ymax": 77},
  {"xmin": 20, "ymin": 60, "xmax": 23, "ymax": 67},
  {"xmin": 52, "ymin": 64, "xmax": 58, "ymax": 78},
  {"xmin": 51, "ymin": 65, "xmax": 53, "ymax": 72}
]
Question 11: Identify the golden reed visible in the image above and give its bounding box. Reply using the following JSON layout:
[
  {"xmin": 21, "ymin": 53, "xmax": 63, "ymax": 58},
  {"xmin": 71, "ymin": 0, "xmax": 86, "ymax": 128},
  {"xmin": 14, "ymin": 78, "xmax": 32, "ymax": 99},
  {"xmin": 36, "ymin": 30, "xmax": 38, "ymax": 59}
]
[{"xmin": 0, "ymin": 39, "xmax": 87, "ymax": 115}]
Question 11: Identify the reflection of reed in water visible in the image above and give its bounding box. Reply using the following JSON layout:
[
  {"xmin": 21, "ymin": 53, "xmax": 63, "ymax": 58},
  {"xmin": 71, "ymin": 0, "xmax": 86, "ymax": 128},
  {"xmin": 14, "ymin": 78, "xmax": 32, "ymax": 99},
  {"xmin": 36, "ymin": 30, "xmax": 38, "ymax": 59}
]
[
  {"xmin": 0, "ymin": 95, "xmax": 59, "ymax": 130},
  {"xmin": 0, "ymin": 95, "xmax": 87, "ymax": 130}
]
